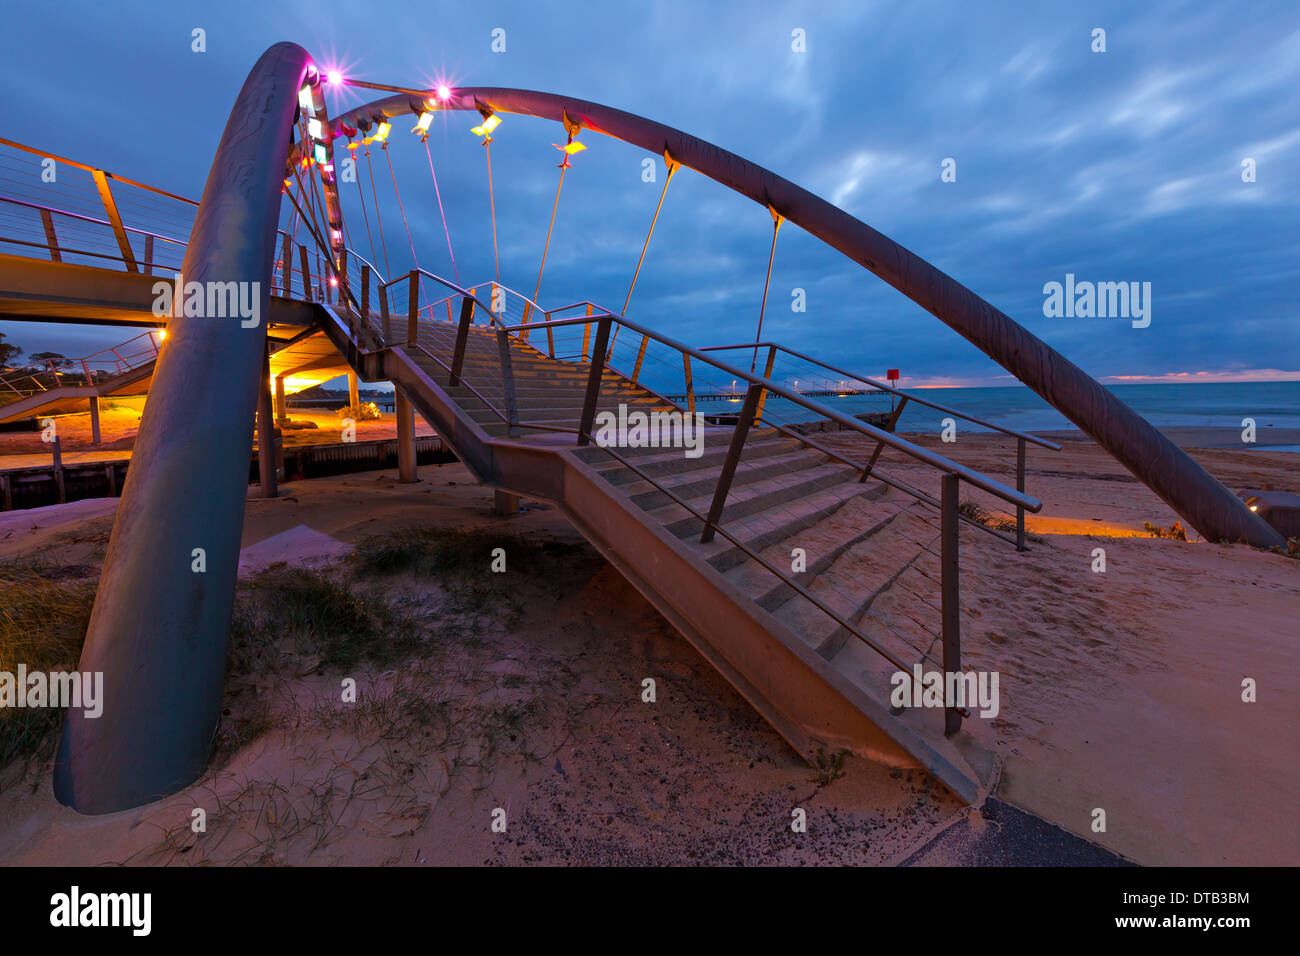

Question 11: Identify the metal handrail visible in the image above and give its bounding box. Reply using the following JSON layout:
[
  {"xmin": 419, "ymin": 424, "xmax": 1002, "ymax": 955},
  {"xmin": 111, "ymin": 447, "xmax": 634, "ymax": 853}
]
[
  {"xmin": 699, "ymin": 341, "xmax": 1061, "ymax": 450},
  {"xmin": 495, "ymin": 313, "xmax": 1042, "ymax": 513}
]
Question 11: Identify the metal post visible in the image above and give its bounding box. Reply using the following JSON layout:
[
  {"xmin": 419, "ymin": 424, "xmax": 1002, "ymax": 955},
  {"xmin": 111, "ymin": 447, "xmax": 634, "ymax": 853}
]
[
  {"xmin": 860, "ymin": 396, "xmax": 910, "ymax": 482},
  {"xmin": 1016, "ymin": 437, "xmax": 1027, "ymax": 552},
  {"xmin": 578, "ymin": 315, "xmax": 611, "ymax": 445},
  {"xmin": 497, "ymin": 328, "xmax": 520, "ymax": 438},
  {"xmin": 257, "ymin": 342, "xmax": 277, "ymax": 498},
  {"xmin": 281, "ymin": 232, "xmax": 293, "ymax": 296},
  {"xmin": 89, "ymin": 395, "xmax": 101, "ymax": 444},
  {"xmin": 92, "ymin": 169, "xmax": 138, "ymax": 273},
  {"xmin": 753, "ymin": 345, "xmax": 777, "ymax": 424},
  {"xmin": 348, "ymin": 372, "xmax": 359, "ymax": 408},
  {"xmin": 274, "ymin": 375, "xmax": 287, "ymax": 422},
  {"xmin": 941, "ymin": 472, "xmax": 962, "ymax": 736},
  {"xmin": 682, "ymin": 353, "xmax": 696, "ymax": 416},
  {"xmin": 407, "ymin": 269, "xmax": 420, "ymax": 347},
  {"xmin": 395, "ymin": 388, "xmax": 417, "ymax": 482},
  {"xmin": 379, "ymin": 283, "xmax": 392, "ymax": 344},
  {"xmin": 298, "ymin": 244, "xmax": 312, "ymax": 302},
  {"xmin": 701, "ymin": 382, "xmax": 763, "ymax": 543},
  {"xmin": 450, "ymin": 295, "xmax": 474, "ymax": 386},
  {"xmin": 581, "ymin": 303, "xmax": 593, "ymax": 362},
  {"xmin": 360, "ymin": 264, "xmax": 370, "ymax": 328},
  {"xmin": 143, "ymin": 235, "xmax": 154, "ymax": 276},
  {"xmin": 40, "ymin": 208, "xmax": 61, "ymax": 262},
  {"xmin": 51, "ymin": 436, "xmax": 65, "ymax": 503},
  {"xmin": 631, "ymin": 334, "xmax": 650, "ymax": 383}
]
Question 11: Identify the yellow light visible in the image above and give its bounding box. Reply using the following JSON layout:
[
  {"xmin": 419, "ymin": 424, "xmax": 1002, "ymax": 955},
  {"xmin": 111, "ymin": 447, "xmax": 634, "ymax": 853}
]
[
  {"xmin": 375, "ymin": 121, "xmax": 391, "ymax": 142},
  {"xmin": 413, "ymin": 112, "xmax": 433, "ymax": 134},
  {"xmin": 1250, "ymin": 504, "xmax": 1258, "ymax": 511},
  {"xmin": 157, "ymin": 330, "xmax": 166, "ymax": 341},
  {"xmin": 554, "ymin": 140, "xmax": 587, "ymax": 155},
  {"xmin": 471, "ymin": 114, "xmax": 501, "ymax": 137},
  {"xmin": 298, "ymin": 86, "xmax": 313, "ymax": 109}
]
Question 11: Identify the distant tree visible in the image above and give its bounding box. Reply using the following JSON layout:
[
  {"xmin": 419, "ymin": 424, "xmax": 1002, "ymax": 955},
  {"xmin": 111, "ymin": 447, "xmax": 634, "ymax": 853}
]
[
  {"xmin": 29, "ymin": 351, "xmax": 73, "ymax": 369},
  {"xmin": 0, "ymin": 332, "xmax": 21, "ymax": 368}
]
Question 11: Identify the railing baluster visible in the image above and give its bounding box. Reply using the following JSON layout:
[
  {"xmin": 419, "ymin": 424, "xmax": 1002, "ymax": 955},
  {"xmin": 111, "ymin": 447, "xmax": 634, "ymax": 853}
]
[
  {"xmin": 496, "ymin": 328, "xmax": 519, "ymax": 438},
  {"xmin": 360, "ymin": 265, "xmax": 371, "ymax": 331},
  {"xmin": 631, "ymin": 333, "xmax": 650, "ymax": 383},
  {"xmin": 581, "ymin": 303, "xmax": 592, "ymax": 362},
  {"xmin": 406, "ymin": 269, "xmax": 420, "ymax": 348},
  {"xmin": 1016, "ymin": 436, "xmax": 1027, "ymax": 552},
  {"xmin": 91, "ymin": 169, "xmax": 138, "ymax": 273},
  {"xmin": 753, "ymin": 345, "xmax": 777, "ymax": 423},
  {"xmin": 859, "ymin": 395, "xmax": 910, "ymax": 483},
  {"xmin": 940, "ymin": 472, "xmax": 962, "ymax": 736},
  {"xmin": 378, "ymin": 283, "xmax": 391, "ymax": 344},
  {"xmin": 39, "ymin": 208, "xmax": 61, "ymax": 262},
  {"xmin": 450, "ymin": 295, "xmax": 474, "ymax": 386},
  {"xmin": 281, "ymin": 232, "xmax": 293, "ymax": 296},
  {"xmin": 577, "ymin": 315, "xmax": 611, "ymax": 446},
  {"xmin": 298, "ymin": 245, "xmax": 312, "ymax": 303},
  {"xmin": 682, "ymin": 353, "xmax": 695, "ymax": 415},
  {"xmin": 701, "ymin": 381, "xmax": 763, "ymax": 543},
  {"xmin": 143, "ymin": 234, "xmax": 154, "ymax": 275}
]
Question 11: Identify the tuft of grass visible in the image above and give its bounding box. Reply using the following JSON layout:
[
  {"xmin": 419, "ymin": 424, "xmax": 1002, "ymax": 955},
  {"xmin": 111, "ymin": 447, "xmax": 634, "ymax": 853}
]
[
  {"xmin": 808, "ymin": 747, "xmax": 848, "ymax": 786},
  {"xmin": 1143, "ymin": 520, "xmax": 1188, "ymax": 541},
  {"xmin": 0, "ymin": 560, "xmax": 98, "ymax": 767},
  {"xmin": 229, "ymin": 565, "xmax": 423, "ymax": 670},
  {"xmin": 958, "ymin": 500, "xmax": 1044, "ymax": 543}
]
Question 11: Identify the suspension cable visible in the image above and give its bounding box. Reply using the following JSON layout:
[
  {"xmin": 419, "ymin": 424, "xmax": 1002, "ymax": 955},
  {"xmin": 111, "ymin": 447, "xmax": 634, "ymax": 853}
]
[
  {"xmin": 363, "ymin": 145, "xmax": 391, "ymax": 281},
  {"xmin": 383, "ymin": 140, "xmax": 426, "ymax": 315},
  {"xmin": 752, "ymin": 207, "xmax": 784, "ymax": 373},
  {"xmin": 610, "ymin": 154, "xmax": 679, "ymax": 358},
  {"xmin": 484, "ymin": 138, "xmax": 500, "ymax": 292},
  {"xmin": 349, "ymin": 144, "xmax": 379, "ymax": 275},
  {"xmin": 423, "ymin": 138, "xmax": 459, "ymax": 286}
]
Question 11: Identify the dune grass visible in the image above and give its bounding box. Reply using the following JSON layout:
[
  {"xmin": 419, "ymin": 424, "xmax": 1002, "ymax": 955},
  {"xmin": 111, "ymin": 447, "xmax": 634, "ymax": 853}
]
[{"xmin": 0, "ymin": 559, "xmax": 98, "ymax": 767}]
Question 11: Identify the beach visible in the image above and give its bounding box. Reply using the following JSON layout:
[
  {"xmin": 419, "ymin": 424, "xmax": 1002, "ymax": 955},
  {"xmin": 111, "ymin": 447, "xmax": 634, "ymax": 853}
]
[{"xmin": 0, "ymin": 427, "xmax": 1295, "ymax": 866}]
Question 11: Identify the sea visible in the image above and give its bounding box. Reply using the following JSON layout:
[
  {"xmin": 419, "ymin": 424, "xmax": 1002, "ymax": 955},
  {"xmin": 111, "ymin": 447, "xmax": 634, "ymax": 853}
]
[{"xmin": 752, "ymin": 381, "xmax": 1300, "ymax": 450}]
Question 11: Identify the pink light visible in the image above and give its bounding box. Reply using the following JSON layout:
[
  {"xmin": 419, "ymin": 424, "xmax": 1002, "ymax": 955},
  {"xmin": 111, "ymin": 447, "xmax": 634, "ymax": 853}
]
[
  {"xmin": 326, "ymin": 70, "xmax": 344, "ymax": 86},
  {"xmin": 437, "ymin": 84, "xmax": 451, "ymax": 100},
  {"xmin": 329, "ymin": 276, "xmax": 339, "ymax": 287}
]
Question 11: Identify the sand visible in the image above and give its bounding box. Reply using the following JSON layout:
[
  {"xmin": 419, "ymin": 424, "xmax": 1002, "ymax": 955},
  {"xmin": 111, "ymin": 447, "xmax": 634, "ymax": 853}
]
[{"xmin": 0, "ymin": 432, "xmax": 1295, "ymax": 865}]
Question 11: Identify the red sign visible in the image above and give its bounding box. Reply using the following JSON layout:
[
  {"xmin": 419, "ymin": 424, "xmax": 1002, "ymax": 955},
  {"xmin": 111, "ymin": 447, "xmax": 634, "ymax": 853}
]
[{"xmin": 886, "ymin": 369, "xmax": 900, "ymax": 381}]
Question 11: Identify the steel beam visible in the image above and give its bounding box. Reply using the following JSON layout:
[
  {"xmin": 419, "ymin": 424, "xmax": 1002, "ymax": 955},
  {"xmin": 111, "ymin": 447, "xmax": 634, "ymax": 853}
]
[
  {"xmin": 54, "ymin": 41, "xmax": 322, "ymax": 814},
  {"xmin": 327, "ymin": 88, "xmax": 1282, "ymax": 547}
]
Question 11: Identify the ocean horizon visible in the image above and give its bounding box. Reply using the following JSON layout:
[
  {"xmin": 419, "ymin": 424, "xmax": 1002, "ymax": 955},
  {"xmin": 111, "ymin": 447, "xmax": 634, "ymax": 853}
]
[{"xmin": 749, "ymin": 380, "xmax": 1300, "ymax": 441}]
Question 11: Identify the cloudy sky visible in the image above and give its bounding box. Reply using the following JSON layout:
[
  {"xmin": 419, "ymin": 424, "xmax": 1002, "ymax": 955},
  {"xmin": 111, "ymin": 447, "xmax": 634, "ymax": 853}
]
[{"xmin": 2, "ymin": 0, "xmax": 1297, "ymax": 387}]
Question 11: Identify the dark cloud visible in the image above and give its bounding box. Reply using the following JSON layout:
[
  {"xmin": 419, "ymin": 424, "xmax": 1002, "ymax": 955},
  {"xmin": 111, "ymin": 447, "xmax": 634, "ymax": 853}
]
[{"xmin": 2, "ymin": 0, "xmax": 1297, "ymax": 384}]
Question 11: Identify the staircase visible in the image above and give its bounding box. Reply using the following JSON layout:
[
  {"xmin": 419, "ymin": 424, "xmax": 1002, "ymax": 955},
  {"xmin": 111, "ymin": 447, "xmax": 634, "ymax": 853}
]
[{"xmin": 316, "ymin": 277, "xmax": 1048, "ymax": 802}]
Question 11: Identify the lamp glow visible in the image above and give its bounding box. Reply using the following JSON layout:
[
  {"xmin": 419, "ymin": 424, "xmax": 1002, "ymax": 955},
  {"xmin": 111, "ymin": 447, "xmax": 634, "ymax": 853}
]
[
  {"xmin": 307, "ymin": 117, "xmax": 323, "ymax": 139},
  {"xmin": 470, "ymin": 114, "xmax": 501, "ymax": 137},
  {"xmin": 326, "ymin": 70, "xmax": 343, "ymax": 85},
  {"xmin": 413, "ymin": 112, "xmax": 433, "ymax": 134},
  {"xmin": 298, "ymin": 86, "xmax": 313, "ymax": 109}
]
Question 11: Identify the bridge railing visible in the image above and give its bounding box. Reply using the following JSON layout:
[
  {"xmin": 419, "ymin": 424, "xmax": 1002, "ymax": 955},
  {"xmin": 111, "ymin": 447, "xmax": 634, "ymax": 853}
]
[
  {"xmin": 342, "ymin": 276, "xmax": 1046, "ymax": 735},
  {"xmin": 0, "ymin": 329, "xmax": 163, "ymax": 398}
]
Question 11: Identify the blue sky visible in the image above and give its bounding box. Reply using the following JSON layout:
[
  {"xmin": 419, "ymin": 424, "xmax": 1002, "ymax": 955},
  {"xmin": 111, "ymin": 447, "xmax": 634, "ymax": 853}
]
[{"xmin": 1, "ymin": 0, "xmax": 1297, "ymax": 387}]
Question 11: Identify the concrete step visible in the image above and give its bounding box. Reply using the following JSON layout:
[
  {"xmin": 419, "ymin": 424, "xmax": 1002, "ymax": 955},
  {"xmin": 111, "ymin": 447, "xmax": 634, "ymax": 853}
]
[
  {"xmin": 620, "ymin": 448, "xmax": 830, "ymax": 511},
  {"xmin": 575, "ymin": 433, "xmax": 796, "ymax": 483},
  {"xmin": 721, "ymin": 489, "xmax": 909, "ymax": 612},
  {"xmin": 648, "ymin": 461, "xmax": 859, "ymax": 538},
  {"xmin": 768, "ymin": 503, "xmax": 934, "ymax": 656}
]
